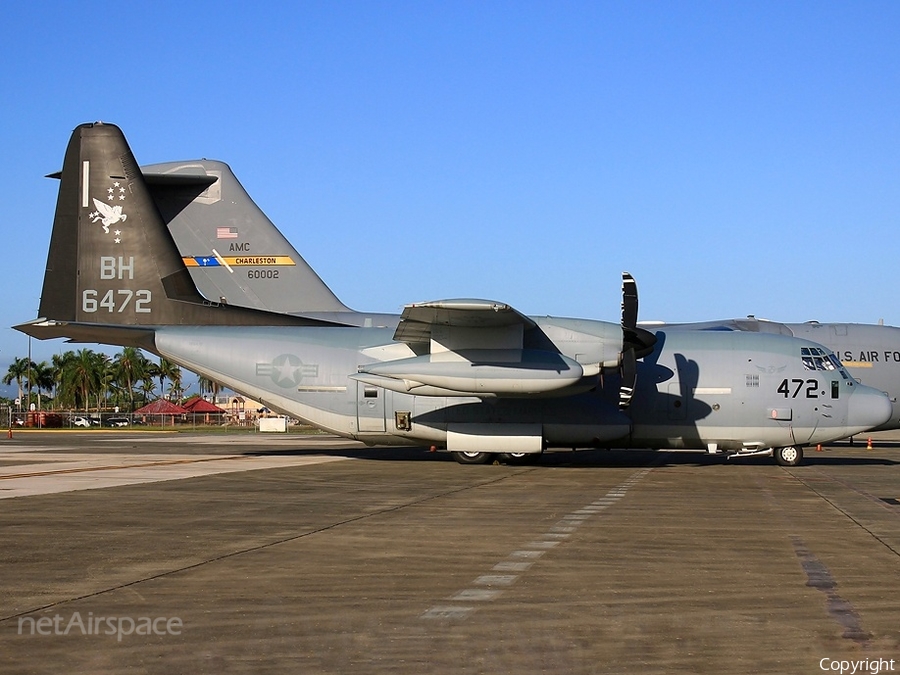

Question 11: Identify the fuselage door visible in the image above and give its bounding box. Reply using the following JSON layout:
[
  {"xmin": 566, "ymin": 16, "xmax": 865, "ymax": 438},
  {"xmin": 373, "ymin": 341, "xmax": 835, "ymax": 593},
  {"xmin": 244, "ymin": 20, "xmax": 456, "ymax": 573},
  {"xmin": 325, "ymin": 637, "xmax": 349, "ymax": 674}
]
[
  {"xmin": 667, "ymin": 382, "xmax": 686, "ymax": 420},
  {"xmin": 357, "ymin": 382, "xmax": 386, "ymax": 432}
]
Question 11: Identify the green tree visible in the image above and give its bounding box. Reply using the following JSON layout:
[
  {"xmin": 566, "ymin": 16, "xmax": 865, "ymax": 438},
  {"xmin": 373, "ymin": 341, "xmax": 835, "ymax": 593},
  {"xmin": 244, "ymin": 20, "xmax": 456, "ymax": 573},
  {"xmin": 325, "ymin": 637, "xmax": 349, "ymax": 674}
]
[
  {"xmin": 52, "ymin": 351, "xmax": 73, "ymax": 408},
  {"xmin": 98, "ymin": 361, "xmax": 117, "ymax": 410},
  {"xmin": 156, "ymin": 358, "xmax": 181, "ymax": 399},
  {"xmin": 113, "ymin": 347, "xmax": 150, "ymax": 410},
  {"xmin": 65, "ymin": 349, "xmax": 105, "ymax": 410},
  {"xmin": 51, "ymin": 351, "xmax": 79, "ymax": 408},
  {"xmin": 3, "ymin": 357, "xmax": 31, "ymax": 404},
  {"xmin": 198, "ymin": 375, "xmax": 223, "ymax": 403},
  {"xmin": 30, "ymin": 361, "xmax": 55, "ymax": 407},
  {"xmin": 139, "ymin": 374, "xmax": 157, "ymax": 405},
  {"xmin": 164, "ymin": 365, "xmax": 184, "ymax": 402}
]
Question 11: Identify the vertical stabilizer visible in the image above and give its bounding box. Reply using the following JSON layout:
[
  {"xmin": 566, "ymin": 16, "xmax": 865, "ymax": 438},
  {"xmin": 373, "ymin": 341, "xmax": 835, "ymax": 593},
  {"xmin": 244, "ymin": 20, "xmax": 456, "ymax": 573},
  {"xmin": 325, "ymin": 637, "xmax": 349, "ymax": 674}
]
[
  {"xmin": 143, "ymin": 160, "xmax": 351, "ymax": 314},
  {"xmin": 40, "ymin": 122, "xmax": 189, "ymax": 324},
  {"xmin": 33, "ymin": 122, "xmax": 322, "ymax": 333}
]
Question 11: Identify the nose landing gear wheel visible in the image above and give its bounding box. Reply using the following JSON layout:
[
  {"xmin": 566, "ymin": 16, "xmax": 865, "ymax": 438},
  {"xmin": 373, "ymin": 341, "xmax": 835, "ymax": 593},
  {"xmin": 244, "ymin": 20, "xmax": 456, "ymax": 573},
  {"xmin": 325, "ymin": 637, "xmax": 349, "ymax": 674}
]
[{"xmin": 774, "ymin": 446, "xmax": 803, "ymax": 466}]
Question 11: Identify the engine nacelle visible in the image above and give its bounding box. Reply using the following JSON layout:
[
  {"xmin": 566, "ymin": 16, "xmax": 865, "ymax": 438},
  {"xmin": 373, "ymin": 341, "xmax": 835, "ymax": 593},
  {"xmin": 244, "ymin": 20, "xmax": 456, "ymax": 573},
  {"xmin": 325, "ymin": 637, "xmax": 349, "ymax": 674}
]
[{"xmin": 357, "ymin": 349, "xmax": 585, "ymax": 396}]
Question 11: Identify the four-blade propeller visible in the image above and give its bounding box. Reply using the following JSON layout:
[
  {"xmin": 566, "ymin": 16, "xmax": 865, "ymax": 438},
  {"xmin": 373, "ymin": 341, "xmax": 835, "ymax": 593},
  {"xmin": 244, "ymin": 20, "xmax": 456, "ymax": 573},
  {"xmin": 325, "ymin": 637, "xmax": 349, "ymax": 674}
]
[{"xmin": 619, "ymin": 272, "xmax": 657, "ymax": 409}]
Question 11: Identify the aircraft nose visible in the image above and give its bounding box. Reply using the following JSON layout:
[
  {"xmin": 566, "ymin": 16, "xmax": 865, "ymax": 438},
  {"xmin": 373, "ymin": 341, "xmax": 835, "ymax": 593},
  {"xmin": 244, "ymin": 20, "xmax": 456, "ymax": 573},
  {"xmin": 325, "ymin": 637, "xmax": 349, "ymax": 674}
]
[{"xmin": 847, "ymin": 384, "xmax": 892, "ymax": 431}]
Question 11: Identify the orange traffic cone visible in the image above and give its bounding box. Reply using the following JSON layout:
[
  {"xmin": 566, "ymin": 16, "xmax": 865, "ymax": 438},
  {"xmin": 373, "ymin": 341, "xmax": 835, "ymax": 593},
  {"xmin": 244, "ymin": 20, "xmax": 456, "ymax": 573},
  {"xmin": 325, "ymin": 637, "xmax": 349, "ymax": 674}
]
[
  {"xmin": 867, "ymin": 437, "xmax": 873, "ymax": 450},
  {"xmin": 816, "ymin": 444, "xmax": 822, "ymax": 452}
]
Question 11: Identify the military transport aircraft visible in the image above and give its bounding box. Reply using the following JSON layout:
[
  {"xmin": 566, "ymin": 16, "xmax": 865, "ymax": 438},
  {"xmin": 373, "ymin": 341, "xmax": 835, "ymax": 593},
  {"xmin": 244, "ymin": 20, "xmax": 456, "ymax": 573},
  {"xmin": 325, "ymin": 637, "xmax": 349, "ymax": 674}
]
[
  {"xmin": 135, "ymin": 157, "xmax": 900, "ymax": 435},
  {"xmin": 652, "ymin": 317, "xmax": 900, "ymax": 431},
  {"xmin": 16, "ymin": 123, "xmax": 891, "ymax": 467}
]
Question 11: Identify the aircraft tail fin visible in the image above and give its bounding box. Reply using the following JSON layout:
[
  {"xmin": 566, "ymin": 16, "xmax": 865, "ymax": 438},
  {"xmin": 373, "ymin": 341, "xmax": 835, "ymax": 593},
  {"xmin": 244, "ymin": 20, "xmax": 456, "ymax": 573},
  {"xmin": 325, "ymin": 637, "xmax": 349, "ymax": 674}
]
[
  {"xmin": 28, "ymin": 122, "xmax": 328, "ymax": 340},
  {"xmin": 142, "ymin": 159, "xmax": 351, "ymax": 314}
]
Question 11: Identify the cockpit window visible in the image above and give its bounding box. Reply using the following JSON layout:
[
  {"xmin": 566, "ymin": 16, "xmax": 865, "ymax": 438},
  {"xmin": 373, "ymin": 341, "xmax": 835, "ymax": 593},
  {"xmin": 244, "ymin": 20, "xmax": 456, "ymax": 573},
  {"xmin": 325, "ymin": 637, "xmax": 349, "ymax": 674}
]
[
  {"xmin": 801, "ymin": 346, "xmax": 849, "ymax": 379},
  {"xmin": 828, "ymin": 353, "xmax": 846, "ymax": 375}
]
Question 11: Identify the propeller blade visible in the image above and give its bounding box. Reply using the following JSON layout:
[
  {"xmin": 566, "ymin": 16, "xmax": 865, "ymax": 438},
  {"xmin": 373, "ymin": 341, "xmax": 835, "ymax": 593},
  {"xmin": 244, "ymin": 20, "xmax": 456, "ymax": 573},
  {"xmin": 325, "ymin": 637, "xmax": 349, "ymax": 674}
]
[
  {"xmin": 620, "ymin": 271, "xmax": 657, "ymax": 358},
  {"xmin": 619, "ymin": 347, "xmax": 636, "ymax": 409},
  {"xmin": 624, "ymin": 326, "xmax": 658, "ymax": 359},
  {"xmin": 621, "ymin": 272, "xmax": 638, "ymax": 329},
  {"xmin": 618, "ymin": 272, "xmax": 656, "ymax": 408}
]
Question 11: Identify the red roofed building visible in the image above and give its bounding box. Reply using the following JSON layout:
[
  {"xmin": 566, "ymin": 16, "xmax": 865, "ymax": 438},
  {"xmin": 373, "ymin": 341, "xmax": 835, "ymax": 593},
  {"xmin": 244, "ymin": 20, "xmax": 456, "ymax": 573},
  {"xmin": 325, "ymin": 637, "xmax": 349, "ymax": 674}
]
[
  {"xmin": 182, "ymin": 397, "xmax": 226, "ymax": 414},
  {"xmin": 134, "ymin": 399, "xmax": 189, "ymax": 415}
]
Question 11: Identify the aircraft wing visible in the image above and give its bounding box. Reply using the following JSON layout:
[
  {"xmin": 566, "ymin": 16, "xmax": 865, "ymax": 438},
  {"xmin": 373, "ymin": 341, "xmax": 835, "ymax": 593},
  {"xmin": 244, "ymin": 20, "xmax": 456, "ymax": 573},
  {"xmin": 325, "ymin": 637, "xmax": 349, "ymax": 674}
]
[
  {"xmin": 354, "ymin": 299, "xmax": 587, "ymax": 397},
  {"xmin": 392, "ymin": 299, "xmax": 536, "ymax": 344}
]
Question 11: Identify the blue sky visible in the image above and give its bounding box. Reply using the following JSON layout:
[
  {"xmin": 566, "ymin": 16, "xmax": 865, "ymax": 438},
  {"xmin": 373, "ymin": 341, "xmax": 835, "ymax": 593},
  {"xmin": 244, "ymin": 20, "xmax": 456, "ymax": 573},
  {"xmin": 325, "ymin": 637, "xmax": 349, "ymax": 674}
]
[{"xmin": 1, "ymin": 1, "xmax": 899, "ymax": 378}]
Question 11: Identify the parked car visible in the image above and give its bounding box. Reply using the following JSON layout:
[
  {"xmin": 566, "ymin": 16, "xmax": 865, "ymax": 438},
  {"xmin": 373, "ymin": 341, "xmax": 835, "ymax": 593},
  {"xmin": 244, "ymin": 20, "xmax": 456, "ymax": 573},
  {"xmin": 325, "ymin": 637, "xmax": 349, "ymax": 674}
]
[
  {"xmin": 73, "ymin": 416, "xmax": 92, "ymax": 428},
  {"xmin": 105, "ymin": 417, "xmax": 130, "ymax": 427}
]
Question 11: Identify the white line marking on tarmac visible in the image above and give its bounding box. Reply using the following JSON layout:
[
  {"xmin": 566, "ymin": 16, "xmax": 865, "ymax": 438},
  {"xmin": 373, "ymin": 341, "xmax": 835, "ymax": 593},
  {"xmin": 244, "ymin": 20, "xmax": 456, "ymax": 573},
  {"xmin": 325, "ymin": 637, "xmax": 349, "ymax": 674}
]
[
  {"xmin": 474, "ymin": 575, "xmax": 518, "ymax": 586},
  {"xmin": 422, "ymin": 467, "xmax": 653, "ymax": 621},
  {"xmin": 492, "ymin": 561, "xmax": 534, "ymax": 572},
  {"xmin": 510, "ymin": 550, "xmax": 545, "ymax": 560},
  {"xmin": 0, "ymin": 453, "xmax": 349, "ymax": 499},
  {"xmin": 526, "ymin": 540, "xmax": 560, "ymax": 549},
  {"xmin": 421, "ymin": 606, "xmax": 474, "ymax": 620},
  {"xmin": 452, "ymin": 589, "xmax": 503, "ymax": 601}
]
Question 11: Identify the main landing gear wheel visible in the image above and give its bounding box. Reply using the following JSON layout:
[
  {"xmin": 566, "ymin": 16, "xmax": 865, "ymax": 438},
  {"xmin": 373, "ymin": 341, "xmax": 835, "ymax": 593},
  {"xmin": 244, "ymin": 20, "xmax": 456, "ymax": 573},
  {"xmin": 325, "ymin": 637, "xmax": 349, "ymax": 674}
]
[
  {"xmin": 774, "ymin": 446, "xmax": 803, "ymax": 467},
  {"xmin": 450, "ymin": 451, "xmax": 492, "ymax": 465},
  {"xmin": 498, "ymin": 452, "xmax": 542, "ymax": 465}
]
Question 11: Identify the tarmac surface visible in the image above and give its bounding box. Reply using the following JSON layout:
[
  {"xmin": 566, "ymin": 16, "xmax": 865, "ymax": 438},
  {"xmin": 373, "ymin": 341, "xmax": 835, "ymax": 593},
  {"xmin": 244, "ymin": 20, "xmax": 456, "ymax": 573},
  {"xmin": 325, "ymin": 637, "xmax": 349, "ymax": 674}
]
[{"xmin": 1, "ymin": 430, "xmax": 900, "ymax": 674}]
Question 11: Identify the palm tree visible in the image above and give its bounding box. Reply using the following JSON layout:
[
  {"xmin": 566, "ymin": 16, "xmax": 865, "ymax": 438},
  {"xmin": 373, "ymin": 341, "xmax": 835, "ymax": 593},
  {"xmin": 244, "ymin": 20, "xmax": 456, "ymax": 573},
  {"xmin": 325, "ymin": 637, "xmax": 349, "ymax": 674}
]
[
  {"xmin": 30, "ymin": 361, "xmax": 55, "ymax": 408},
  {"xmin": 157, "ymin": 358, "xmax": 181, "ymax": 399},
  {"xmin": 3, "ymin": 357, "xmax": 31, "ymax": 404},
  {"xmin": 198, "ymin": 375, "xmax": 224, "ymax": 403},
  {"xmin": 52, "ymin": 351, "xmax": 80, "ymax": 408},
  {"xmin": 113, "ymin": 347, "xmax": 150, "ymax": 410},
  {"xmin": 139, "ymin": 374, "xmax": 157, "ymax": 405},
  {"xmin": 66, "ymin": 349, "xmax": 104, "ymax": 410},
  {"xmin": 98, "ymin": 361, "xmax": 117, "ymax": 410},
  {"xmin": 52, "ymin": 351, "xmax": 73, "ymax": 408},
  {"xmin": 164, "ymin": 364, "xmax": 184, "ymax": 402}
]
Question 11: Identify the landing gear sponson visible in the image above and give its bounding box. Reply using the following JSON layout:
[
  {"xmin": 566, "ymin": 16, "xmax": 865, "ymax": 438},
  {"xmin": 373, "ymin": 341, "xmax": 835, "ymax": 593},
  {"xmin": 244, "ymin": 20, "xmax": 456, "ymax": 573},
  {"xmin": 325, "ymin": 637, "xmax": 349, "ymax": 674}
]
[{"xmin": 450, "ymin": 446, "xmax": 806, "ymax": 466}]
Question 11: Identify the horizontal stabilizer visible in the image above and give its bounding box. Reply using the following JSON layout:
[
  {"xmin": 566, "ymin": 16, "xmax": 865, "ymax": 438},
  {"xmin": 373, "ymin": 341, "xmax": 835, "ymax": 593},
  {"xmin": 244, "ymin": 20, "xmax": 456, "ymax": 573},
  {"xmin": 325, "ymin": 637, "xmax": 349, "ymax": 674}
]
[
  {"xmin": 142, "ymin": 172, "xmax": 218, "ymax": 187},
  {"xmin": 14, "ymin": 319, "xmax": 158, "ymax": 350}
]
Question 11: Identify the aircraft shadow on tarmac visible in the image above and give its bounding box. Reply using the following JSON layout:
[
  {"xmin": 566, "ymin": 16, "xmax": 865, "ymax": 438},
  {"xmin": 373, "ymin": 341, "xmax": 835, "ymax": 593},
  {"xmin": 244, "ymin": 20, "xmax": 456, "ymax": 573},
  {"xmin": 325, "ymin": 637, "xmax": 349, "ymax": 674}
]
[{"xmin": 241, "ymin": 446, "xmax": 900, "ymax": 468}]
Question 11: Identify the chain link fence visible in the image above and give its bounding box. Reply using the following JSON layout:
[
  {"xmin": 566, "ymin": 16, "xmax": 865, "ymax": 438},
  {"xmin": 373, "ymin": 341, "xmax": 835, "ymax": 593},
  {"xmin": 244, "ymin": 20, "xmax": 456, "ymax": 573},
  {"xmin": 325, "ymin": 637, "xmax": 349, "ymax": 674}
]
[{"xmin": 0, "ymin": 407, "xmax": 272, "ymax": 430}]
